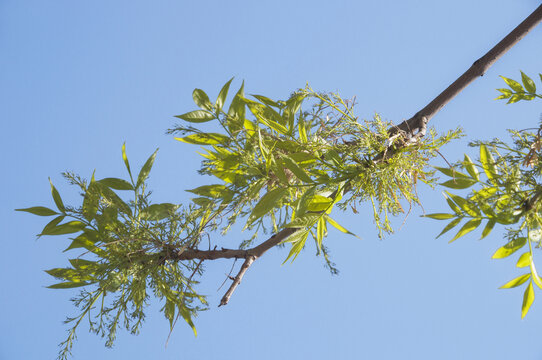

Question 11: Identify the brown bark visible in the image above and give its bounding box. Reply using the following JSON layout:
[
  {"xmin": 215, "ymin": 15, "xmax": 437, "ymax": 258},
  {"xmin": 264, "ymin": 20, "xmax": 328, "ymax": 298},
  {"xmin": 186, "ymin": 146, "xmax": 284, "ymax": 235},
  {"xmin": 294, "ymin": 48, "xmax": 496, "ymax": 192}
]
[{"xmin": 171, "ymin": 4, "xmax": 542, "ymax": 305}]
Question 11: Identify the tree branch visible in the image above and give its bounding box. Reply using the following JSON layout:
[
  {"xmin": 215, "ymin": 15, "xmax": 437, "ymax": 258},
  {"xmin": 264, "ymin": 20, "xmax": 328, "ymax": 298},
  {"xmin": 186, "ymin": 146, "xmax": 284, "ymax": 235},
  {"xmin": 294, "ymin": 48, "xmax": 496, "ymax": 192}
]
[{"xmin": 390, "ymin": 4, "xmax": 542, "ymax": 138}]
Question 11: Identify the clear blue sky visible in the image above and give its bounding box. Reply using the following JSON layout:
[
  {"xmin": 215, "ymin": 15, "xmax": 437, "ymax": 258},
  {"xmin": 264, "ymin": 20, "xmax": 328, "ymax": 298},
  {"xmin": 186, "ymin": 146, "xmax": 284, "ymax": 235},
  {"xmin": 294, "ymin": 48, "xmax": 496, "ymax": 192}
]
[{"xmin": 2, "ymin": 1, "xmax": 542, "ymax": 359}]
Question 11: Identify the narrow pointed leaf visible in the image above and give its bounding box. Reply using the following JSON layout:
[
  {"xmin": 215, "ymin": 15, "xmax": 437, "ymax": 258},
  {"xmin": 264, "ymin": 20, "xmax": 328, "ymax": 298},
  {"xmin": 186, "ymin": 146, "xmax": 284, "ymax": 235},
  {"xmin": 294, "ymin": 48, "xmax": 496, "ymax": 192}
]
[
  {"xmin": 492, "ymin": 237, "xmax": 527, "ymax": 259},
  {"xmin": 281, "ymin": 155, "xmax": 313, "ymax": 183},
  {"xmin": 122, "ymin": 143, "xmax": 134, "ymax": 183},
  {"xmin": 136, "ymin": 149, "xmax": 158, "ymax": 189},
  {"xmin": 325, "ymin": 215, "xmax": 358, "ymax": 237},
  {"xmin": 449, "ymin": 218, "xmax": 482, "ymax": 243},
  {"xmin": 440, "ymin": 178, "xmax": 477, "ymax": 189},
  {"xmin": 521, "ymin": 282, "xmax": 535, "ymax": 319},
  {"xmin": 49, "ymin": 178, "xmax": 65, "ymax": 212},
  {"xmin": 98, "ymin": 178, "xmax": 133, "ymax": 190},
  {"xmin": 517, "ymin": 252, "xmax": 531, "ymax": 268},
  {"xmin": 480, "ymin": 144, "xmax": 498, "ymax": 181},
  {"xmin": 175, "ymin": 133, "xmax": 230, "ymax": 145},
  {"xmin": 283, "ymin": 230, "xmax": 309, "ymax": 263},
  {"xmin": 520, "ymin": 71, "xmax": 536, "ymax": 93},
  {"xmin": 193, "ymin": 88, "xmax": 213, "ymax": 111},
  {"xmin": 47, "ymin": 281, "xmax": 93, "ymax": 289},
  {"xmin": 175, "ymin": 110, "xmax": 216, "ymax": 123},
  {"xmin": 463, "ymin": 154, "xmax": 480, "ymax": 181},
  {"xmin": 436, "ymin": 218, "xmax": 461, "ymax": 238},
  {"xmin": 480, "ymin": 219, "xmax": 496, "ymax": 239},
  {"xmin": 248, "ymin": 188, "xmax": 288, "ymax": 224},
  {"xmin": 15, "ymin": 206, "xmax": 57, "ymax": 216},
  {"xmin": 215, "ymin": 78, "xmax": 234, "ymax": 113},
  {"xmin": 499, "ymin": 273, "xmax": 530, "ymax": 289},
  {"xmin": 434, "ymin": 166, "xmax": 471, "ymax": 179},
  {"xmin": 422, "ymin": 213, "xmax": 455, "ymax": 220},
  {"xmin": 500, "ymin": 76, "xmax": 524, "ymax": 92}
]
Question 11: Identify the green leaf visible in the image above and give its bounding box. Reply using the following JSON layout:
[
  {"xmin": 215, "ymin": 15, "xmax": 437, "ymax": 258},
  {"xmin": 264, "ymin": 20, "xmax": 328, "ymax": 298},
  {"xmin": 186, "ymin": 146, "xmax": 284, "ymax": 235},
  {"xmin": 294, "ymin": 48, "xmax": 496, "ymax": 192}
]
[
  {"xmin": 175, "ymin": 110, "xmax": 216, "ymax": 123},
  {"xmin": 281, "ymin": 155, "xmax": 313, "ymax": 183},
  {"xmin": 285, "ymin": 213, "xmax": 320, "ymax": 228},
  {"xmin": 500, "ymin": 76, "xmax": 524, "ymax": 93},
  {"xmin": 192, "ymin": 88, "xmax": 213, "ymax": 111},
  {"xmin": 492, "ymin": 237, "xmax": 527, "ymax": 259},
  {"xmin": 325, "ymin": 215, "xmax": 357, "ymax": 237},
  {"xmin": 463, "ymin": 154, "xmax": 480, "ymax": 181},
  {"xmin": 306, "ymin": 195, "xmax": 333, "ymax": 212},
  {"xmin": 140, "ymin": 203, "xmax": 179, "ymax": 221},
  {"xmin": 49, "ymin": 178, "xmax": 65, "ymax": 212},
  {"xmin": 517, "ymin": 252, "xmax": 531, "ymax": 268},
  {"xmin": 283, "ymin": 230, "xmax": 309, "ymax": 263},
  {"xmin": 507, "ymin": 94, "xmax": 522, "ymax": 104},
  {"xmin": 521, "ymin": 71, "xmax": 536, "ymax": 93},
  {"xmin": 122, "ymin": 143, "xmax": 134, "ymax": 184},
  {"xmin": 499, "ymin": 273, "xmax": 530, "ymax": 289},
  {"xmin": 47, "ymin": 281, "xmax": 93, "ymax": 289},
  {"xmin": 175, "ymin": 133, "xmax": 230, "ymax": 145},
  {"xmin": 496, "ymin": 88, "xmax": 512, "ymax": 97},
  {"xmin": 449, "ymin": 218, "xmax": 482, "ymax": 243},
  {"xmin": 434, "ymin": 166, "xmax": 471, "ymax": 179},
  {"xmin": 445, "ymin": 191, "xmax": 480, "ymax": 217},
  {"xmin": 215, "ymin": 77, "xmax": 234, "ymax": 113},
  {"xmin": 436, "ymin": 218, "xmax": 462, "ymax": 238},
  {"xmin": 42, "ymin": 221, "xmax": 86, "ymax": 236},
  {"xmin": 63, "ymin": 230, "xmax": 104, "ymax": 255},
  {"xmin": 82, "ymin": 179, "xmax": 100, "ymax": 221},
  {"xmin": 443, "ymin": 193, "xmax": 462, "ymax": 214},
  {"xmin": 187, "ymin": 184, "xmax": 231, "ymax": 198},
  {"xmin": 39, "ymin": 215, "xmax": 65, "ymax": 237},
  {"xmin": 227, "ymin": 82, "xmax": 246, "ymax": 131},
  {"xmin": 252, "ymin": 94, "xmax": 280, "ymax": 108},
  {"xmin": 440, "ymin": 178, "xmax": 477, "ymax": 189},
  {"xmin": 96, "ymin": 183, "xmax": 132, "ymax": 216},
  {"xmin": 316, "ymin": 217, "xmax": 326, "ymax": 250},
  {"xmin": 480, "ymin": 219, "xmax": 496, "ymax": 239},
  {"xmin": 480, "ymin": 144, "xmax": 498, "ymax": 181},
  {"xmin": 15, "ymin": 206, "xmax": 57, "ymax": 216},
  {"xmin": 136, "ymin": 149, "xmax": 158, "ymax": 189},
  {"xmin": 422, "ymin": 213, "xmax": 455, "ymax": 220},
  {"xmin": 248, "ymin": 188, "xmax": 288, "ymax": 224},
  {"xmin": 98, "ymin": 177, "xmax": 134, "ymax": 190},
  {"xmin": 45, "ymin": 267, "xmax": 94, "ymax": 281},
  {"xmin": 521, "ymin": 282, "xmax": 535, "ymax": 319}
]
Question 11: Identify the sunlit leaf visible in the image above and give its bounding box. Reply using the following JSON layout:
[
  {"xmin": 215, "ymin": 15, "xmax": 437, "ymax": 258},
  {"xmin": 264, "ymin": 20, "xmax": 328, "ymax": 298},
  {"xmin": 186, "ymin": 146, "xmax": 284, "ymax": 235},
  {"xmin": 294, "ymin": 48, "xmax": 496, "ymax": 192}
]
[
  {"xmin": 480, "ymin": 219, "xmax": 496, "ymax": 239},
  {"xmin": 492, "ymin": 237, "xmax": 526, "ymax": 259},
  {"xmin": 215, "ymin": 77, "xmax": 234, "ymax": 113},
  {"xmin": 281, "ymin": 155, "xmax": 313, "ymax": 183},
  {"xmin": 47, "ymin": 281, "xmax": 94, "ymax": 289},
  {"xmin": 41, "ymin": 221, "xmax": 86, "ymax": 236},
  {"xmin": 98, "ymin": 177, "xmax": 134, "ymax": 190},
  {"xmin": 175, "ymin": 110, "xmax": 216, "ymax": 123},
  {"xmin": 136, "ymin": 149, "xmax": 158, "ymax": 189},
  {"xmin": 285, "ymin": 213, "xmax": 320, "ymax": 228},
  {"xmin": 436, "ymin": 218, "xmax": 462, "ymax": 239},
  {"xmin": 306, "ymin": 195, "xmax": 333, "ymax": 212},
  {"xmin": 520, "ymin": 71, "xmax": 536, "ymax": 93},
  {"xmin": 500, "ymin": 76, "xmax": 524, "ymax": 93},
  {"xmin": 248, "ymin": 188, "xmax": 288, "ymax": 224},
  {"xmin": 521, "ymin": 282, "xmax": 535, "ymax": 319},
  {"xmin": 440, "ymin": 178, "xmax": 477, "ymax": 189},
  {"xmin": 15, "ymin": 206, "xmax": 57, "ymax": 216},
  {"xmin": 175, "ymin": 133, "xmax": 230, "ymax": 145},
  {"xmin": 283, "ymin": 230, "xmax": 309, "ymax": 263},
  {"xmin": 434, "ymin": 166, "xmax": 471, "ymax": 179},
  {"xmin": 449, "ymin": 218, "xmax": 482, "ymax": 243},
  {"xmin": 193, "ymin": 88, "xmax": 213, "ymax": 111},
  {"xmin": 517, "ymin": 252, "xmax": 531, "ymax": 268},
  {"xmin": 445, "ymin": 191, "xmax": 480, "ymax": 217},
  {"xmin": 325, "ymin": 215, "xmax": 358, "ymax": 237},
  {"xmin": 122, "ymin": 143, "xmax": 134, "ymax": 183},
  {"xmin": 499, "ymin": 273, "xmax": 530, "ymax": 289},
  {"xmin": 316, "ymin": 217, "xmax": 326, "ymax": 250},
  {"xmin": 463, "ymin": 154, "xmax": 480, "ymax": 181},
  {"xmin": 49, "ymin": 178, "xmax": 65, "ymax": 212},
  {"xmin": 422, "ymin": 213, "xmax": 455, "ymax": 220},
  {"xmin": 480, "ymin": 144, "xmax": 498, "ymax": 181},
  {"xmin": 140, "ymin": 203, "xmax": 179, "ymax": 221}
]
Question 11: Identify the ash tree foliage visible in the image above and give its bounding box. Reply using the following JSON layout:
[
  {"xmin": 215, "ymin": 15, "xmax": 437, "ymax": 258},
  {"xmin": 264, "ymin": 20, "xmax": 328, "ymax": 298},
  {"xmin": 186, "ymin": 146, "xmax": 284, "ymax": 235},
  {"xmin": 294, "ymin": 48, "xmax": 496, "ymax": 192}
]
[
  {"xmin": 425, "ymin": 72, "xmax": 542, "ymax": 318},
  {"xmin": 15, "ymin": 4, "xmax": 542, "ymax": 358}
]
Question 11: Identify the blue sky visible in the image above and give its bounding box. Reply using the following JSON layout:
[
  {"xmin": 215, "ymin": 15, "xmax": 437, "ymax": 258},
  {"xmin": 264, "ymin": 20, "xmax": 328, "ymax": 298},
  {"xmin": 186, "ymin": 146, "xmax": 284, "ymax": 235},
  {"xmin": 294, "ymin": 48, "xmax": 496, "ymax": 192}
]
[{"xmin": 2, "ymin": 1, "xmax": 542, "ymax": 359}]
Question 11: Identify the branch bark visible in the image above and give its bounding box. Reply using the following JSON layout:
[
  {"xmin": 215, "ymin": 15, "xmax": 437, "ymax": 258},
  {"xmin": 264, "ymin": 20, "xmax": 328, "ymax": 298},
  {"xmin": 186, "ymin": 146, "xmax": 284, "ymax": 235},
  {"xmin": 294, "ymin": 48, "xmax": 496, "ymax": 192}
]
[
  {"xmin": 170, "ymin": 4, "xmax": 542, "ymax": 306},
  {"xmin": 390, "ymin": 3, "xmax": 542, "ymax": 138}
]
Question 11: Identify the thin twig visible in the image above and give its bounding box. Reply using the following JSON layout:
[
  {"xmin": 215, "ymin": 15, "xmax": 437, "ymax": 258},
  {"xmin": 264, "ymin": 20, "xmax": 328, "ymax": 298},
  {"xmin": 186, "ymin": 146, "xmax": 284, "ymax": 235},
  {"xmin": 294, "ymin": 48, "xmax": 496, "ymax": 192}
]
[{"xmin": 219, "ymin": 255, "xmax": 256, "ymax": 307}]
